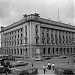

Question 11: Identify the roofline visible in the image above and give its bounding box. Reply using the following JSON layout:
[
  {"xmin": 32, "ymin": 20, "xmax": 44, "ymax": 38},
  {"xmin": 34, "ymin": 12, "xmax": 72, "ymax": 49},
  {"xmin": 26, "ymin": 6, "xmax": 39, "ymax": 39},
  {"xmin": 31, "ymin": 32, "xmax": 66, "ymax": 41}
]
[{"xmin": 1, "ymin": 13, "xmax": 75, "ymax": 32}]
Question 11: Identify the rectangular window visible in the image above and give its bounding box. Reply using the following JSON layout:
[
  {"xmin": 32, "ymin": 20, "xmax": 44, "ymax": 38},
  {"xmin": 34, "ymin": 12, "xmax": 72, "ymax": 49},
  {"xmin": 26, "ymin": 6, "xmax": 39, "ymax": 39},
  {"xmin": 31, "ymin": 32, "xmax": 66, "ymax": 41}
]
[
  {"xmin": 21, "ymin": 34, "xmax": 23, "ymax": 37},
  {"xmin": 18, "ymin": 34, "xmax": 19, "ymax": 38},
  {"xmin": 20, "ymin": 49, "xmax": 22, "ymax": 54},
  {"xmin": 12, "ymin": 49, "xmax": 13, "ymax": 54},
  {"xmin": 25, "ymin": 39, "xmax": 27, "ymax": 44},
  {"xmin": 21, "ymin": 28, "xmax": 23, "ymax": 32},
  {"xmin": 12, "ymin": 36, "xmax": 13, "ymax": 39},
  {"xmin": 15, "ymin": 30, "xmax": 16, "ymax": 34},
  {"xmin": 17, "ymin": 49, "xmax": 19, "ymax": 54},
  {"xmin": 12, "ymin": 42, "xmax": 13, "ymax": 46},
  {"xmin": 25, "ymin": 26, "xmax": 27, "ymax": 36},
  {"xmin": 10, "ymin": 37, "xmax": 11, "ymax": 40},
  {"xmin": 35, "ymin": 31, "xmax": 38, "ymax": 36},
  {"xmin": 18, "ymin": 30, "xmax": 19, "ymax": 33},
  {"xmin": 15, "ymin": 41, "xmax": 16, "ymax": 45},
  {"xmin": 15, "ymin": 35, "xmax": 16, "ymax": 39},
  {"xmin": 42, "ymin": 38, "xmax": 45, "ymax": 44},
  {"xmin": 55, "ymin": 34, "xmax": 58, "ymax": 44},
  {"xmin": 21, "ymin": 40, "xmax": 22, "ymax": 45},
  {"xmin": 51, "ymin": 34, "xmax": 54, "ymax": 44},
  {"xmin": 35, "ymin": 25, "xmax": 38, "ymax": 29},
  {"xmin": 14, "ymin": 49, "xmax": 16, "ymax": 54},
  {"xmin": 36, "ymin": 39, "xmax": 38, "ymax": 44},
  {"xmin": 18, "ymin": 41, "xmax": 19, "ymax": 45}
]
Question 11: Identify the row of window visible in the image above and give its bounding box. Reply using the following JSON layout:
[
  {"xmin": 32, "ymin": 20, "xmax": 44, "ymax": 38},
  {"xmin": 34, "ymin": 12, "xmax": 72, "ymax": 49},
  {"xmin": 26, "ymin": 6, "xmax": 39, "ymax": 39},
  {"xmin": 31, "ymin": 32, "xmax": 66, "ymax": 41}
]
[
  {"xmin": 5, "ymin": 33, "xmax": 23, "ymax": 41},
  {"xmin": 35, "ymin": 25, "xmax": 39, "ymax": 44},
  {"xmin": 4, "ymin": 28, "xmax": 23, "ymax": 36},
  {"xmin": 43, "ymin": 47, "xmax": 75, "ymax": 54},
  {"xmin": 4, "ymin": 39, "xmax": 23, "ymax": 47},
  {"xmin": 3, "ymin": 26, "xmax": 28, "ymax": 46},
  {"xmin": 4, "ymin": 48, "xmax": 28, "ymax": 55},
  {"xmin": 41, "ymin": 28, "xmax": 75, "ymax": 45}
]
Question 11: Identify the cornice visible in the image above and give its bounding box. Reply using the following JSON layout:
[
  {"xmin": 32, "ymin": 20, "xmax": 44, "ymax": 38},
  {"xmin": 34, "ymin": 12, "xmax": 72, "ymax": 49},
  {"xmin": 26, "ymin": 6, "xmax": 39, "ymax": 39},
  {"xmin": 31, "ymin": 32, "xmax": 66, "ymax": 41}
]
[{"xmin": 1, "ymin": 13, "xmax": 75, "ymax": 32}]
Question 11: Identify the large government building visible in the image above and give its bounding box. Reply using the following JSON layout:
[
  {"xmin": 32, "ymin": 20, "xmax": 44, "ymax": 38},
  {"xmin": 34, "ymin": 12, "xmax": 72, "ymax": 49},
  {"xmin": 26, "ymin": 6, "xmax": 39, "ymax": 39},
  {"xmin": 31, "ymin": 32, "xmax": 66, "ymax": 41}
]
[{"xmin": 1, "ymin": 13, "xmax": 75, "ymax": 58}]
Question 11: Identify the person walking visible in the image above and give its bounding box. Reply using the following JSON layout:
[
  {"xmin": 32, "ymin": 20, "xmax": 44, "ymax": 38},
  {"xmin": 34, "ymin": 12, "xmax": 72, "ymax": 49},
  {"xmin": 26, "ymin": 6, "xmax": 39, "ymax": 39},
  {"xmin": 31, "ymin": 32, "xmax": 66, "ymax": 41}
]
[
  {"xmin": 52, "ymin": 63, "xmax": 55, "ymax": 71},
  {"xmin": 43, "ymin": 65, "xmax": 47, "ymax": 74},
  {"xmin": 31, "ymin": 60, "xmax": 34, "ymax": 67},
  {"xmin": 32, "ymin": 62, "xmax": 33, "ymax": 67},
  {"xmin": 48, "ymin": 62, "xmax": 51, "ymax": 70}
]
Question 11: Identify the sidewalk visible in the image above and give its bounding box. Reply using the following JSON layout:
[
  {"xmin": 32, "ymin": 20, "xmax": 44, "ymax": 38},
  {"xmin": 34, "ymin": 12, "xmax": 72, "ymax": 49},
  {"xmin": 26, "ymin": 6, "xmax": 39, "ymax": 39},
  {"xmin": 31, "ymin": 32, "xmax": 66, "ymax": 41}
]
[{"xmin": 37, "ymin": 69, "xmax": 56, "ymax": 75}]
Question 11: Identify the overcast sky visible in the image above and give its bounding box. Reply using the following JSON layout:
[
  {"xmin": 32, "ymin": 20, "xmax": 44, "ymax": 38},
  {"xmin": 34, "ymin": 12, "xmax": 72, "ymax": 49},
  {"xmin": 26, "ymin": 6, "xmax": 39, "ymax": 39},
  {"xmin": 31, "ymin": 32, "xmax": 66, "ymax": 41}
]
[{"xmin": 0, "ymin": 0, "xmax": 75, "ymax": 27}]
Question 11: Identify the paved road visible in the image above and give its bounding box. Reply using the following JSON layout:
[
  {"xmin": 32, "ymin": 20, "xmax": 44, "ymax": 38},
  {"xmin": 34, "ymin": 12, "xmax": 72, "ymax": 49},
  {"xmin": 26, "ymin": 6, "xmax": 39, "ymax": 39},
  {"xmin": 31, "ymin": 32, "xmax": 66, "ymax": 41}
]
[{"xmin": 0, "ymin": 57, "xmax": 75, "ymax": 75}]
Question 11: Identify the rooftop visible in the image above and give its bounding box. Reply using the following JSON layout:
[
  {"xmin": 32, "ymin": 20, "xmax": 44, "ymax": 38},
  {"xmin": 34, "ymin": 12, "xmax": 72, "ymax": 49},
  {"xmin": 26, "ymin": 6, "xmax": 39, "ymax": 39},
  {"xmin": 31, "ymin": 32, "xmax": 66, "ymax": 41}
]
[{"xmin": 1, "ymin": 13, "xmax": 75, "ymax": 32}]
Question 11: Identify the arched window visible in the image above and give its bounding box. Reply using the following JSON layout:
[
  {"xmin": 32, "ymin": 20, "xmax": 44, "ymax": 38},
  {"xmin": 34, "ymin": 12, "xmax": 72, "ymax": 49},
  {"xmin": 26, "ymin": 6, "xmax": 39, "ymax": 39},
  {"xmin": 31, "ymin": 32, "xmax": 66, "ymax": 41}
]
[
  {"xmin": 53, "ymin": 48, "xmax": 54, "ymax": 54},
  {"xmin": 48, "ymin": 48, "xmax": 50, "ymax": 54},
  {"xmin": 20, "ymin": 48, "xmax": 22, "ymax": 54},
  {"xmin": 12, "ymin": 49, "xmax": 13, "ymax": 54},
  {"xmin": 17, "ymin": 49, "xmax": 19, "ymax": 54},
  {"xmin": 26, "ymin": 48, "xmax": 27, "ymax": 52},
  {"xmin": 14, "ymin": 49, "xmax": 16, "ymax": 54},
  {"xmin": 73, "ymin": 48, "xmax": 75, "ymax": 53},
  {"xmin": 71, "ymin": 48, "xmax": 72, "ymax": 53},
  {"xmin": 67, "ymin": 48, "xmax": 69, "ymax": 53},
  {"xmin": 5, "ymin": 49, "xmax": 6, "ymax": 54},
  {"xmin": 56, "ymin": 48, "xmax": 58, "ymax": 54},
  {"xmin": 63, "ymin": 48, "xmax": 65, "ymax": 54},
  {"xmin": 7, "ymin": 49, "xmax": 8, "ymax": 54},
  {"xmin": 43, "ymin": 48, "xmax": 45, "ymax": 54}
]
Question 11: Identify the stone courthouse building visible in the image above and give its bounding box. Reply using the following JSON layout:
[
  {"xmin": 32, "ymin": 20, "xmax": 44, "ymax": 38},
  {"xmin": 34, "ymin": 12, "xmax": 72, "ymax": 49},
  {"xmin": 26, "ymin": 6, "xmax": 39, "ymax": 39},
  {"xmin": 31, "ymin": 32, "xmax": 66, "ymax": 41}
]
[{"xmin": 1, "ymin": 13, "xmax": 75, "ymax": 58}]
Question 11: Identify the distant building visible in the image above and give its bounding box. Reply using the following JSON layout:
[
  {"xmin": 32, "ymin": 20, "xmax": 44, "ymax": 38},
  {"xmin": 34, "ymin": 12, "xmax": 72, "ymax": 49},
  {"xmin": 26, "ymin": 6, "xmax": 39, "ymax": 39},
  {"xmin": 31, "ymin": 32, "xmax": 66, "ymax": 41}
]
[{"xmin": 0, "ymin": 13, "xmax": 75, "ymax": 58}]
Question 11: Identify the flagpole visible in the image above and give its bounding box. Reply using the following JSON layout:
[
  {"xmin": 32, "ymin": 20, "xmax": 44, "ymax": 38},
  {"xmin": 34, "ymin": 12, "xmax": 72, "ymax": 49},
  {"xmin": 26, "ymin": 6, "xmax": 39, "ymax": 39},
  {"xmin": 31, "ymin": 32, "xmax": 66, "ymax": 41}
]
[{"xmin": 58, "ymin": 0, "xmax": 59, "ymax": 22}]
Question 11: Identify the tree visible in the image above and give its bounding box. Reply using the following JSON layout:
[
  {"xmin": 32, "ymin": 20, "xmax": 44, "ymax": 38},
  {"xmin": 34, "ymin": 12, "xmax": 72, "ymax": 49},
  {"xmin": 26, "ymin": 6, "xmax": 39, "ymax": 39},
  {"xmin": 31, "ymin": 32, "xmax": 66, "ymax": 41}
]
[
  {"xmin": 0, "ymin": 61, "xmax": 12, "ymax": 75},
  {"xmin": 19, "ymin": 70, "xmax": 29, "ymax": 75}
]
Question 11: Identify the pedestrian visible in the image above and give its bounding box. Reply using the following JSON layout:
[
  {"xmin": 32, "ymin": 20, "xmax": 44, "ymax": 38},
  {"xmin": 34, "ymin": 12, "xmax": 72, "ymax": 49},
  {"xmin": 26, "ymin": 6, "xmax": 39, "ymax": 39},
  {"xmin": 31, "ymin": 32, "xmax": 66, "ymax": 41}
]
[
  {"xmin": 43, "ymin": 65, "xmax": 47, "ymax": 74},
  {"xmin": 48, "ymin": 62, "xmax": 51, "ymax": 70},
  {"xmin": 12, "ymin": 67, "xmax": 15, "ymax": 75},
  {"xmin": 32, "ymin": 62, "xmax": 33, "ymax": 67},
  {"xmin": 67, "ymin": 61, "xmax": 69, "ymax": 64},
  {"xmin": 32, "ymin": 61, "xmax": 34, "ymax": 67},
  {"xmin": 52, "ymin": 63, "xmax": 55, "ymax": 71}
]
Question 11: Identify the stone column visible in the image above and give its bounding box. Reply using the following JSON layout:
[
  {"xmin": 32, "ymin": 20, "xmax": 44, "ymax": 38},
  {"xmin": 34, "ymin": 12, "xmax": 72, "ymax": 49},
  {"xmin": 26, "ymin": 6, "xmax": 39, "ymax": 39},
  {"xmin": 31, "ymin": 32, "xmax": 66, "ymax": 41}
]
[
  {"xmin": 57, "ymin": 30, "xmax": 59, "ymax": 45},
  {"xmin": 64, "ymin": 31, "xmax": 66, "ymax": 45},
  {"xmin": 53, "ymin": 30, "xmax": 55, "ymax": 44},
  {"xmin": 70, "ymin": 32, "xmax": 72, "ymax": 45},
  {"xmin": 67, "ymin": 32, "xmax": 69, "ymax": 45},
  {"xmin": 61, "ymin": 31, "xmax": 63, "ymax": 45},
  {"xmin": 49, "ymin": 29, "xmax": 51, "ymax": 44}
]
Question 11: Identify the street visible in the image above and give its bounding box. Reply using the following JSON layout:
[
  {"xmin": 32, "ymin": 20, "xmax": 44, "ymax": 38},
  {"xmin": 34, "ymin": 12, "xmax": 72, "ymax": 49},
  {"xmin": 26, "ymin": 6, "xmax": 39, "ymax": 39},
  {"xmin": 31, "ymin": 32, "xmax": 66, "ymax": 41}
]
[{"xmin": 0, "ymin": 56, "xmax": 75, "ymax": 75}]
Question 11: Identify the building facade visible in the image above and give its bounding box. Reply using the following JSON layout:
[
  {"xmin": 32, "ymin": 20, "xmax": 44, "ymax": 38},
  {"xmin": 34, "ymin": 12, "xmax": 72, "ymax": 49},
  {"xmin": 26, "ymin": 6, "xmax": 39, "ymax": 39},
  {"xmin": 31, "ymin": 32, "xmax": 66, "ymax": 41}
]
[{"xmin": 1, "ymin": 13, "xmax": 75, "ymax": 58}]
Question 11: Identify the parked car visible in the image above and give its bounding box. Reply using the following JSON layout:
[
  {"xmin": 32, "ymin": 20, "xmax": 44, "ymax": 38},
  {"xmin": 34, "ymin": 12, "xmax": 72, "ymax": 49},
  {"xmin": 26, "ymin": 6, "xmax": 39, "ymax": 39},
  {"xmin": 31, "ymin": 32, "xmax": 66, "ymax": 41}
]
[
  {"xmin": 0, "ymin": 59, "xmax": 4, "ymax": 63},
  {"xmin": 73, "ymin": 55, "xmax": 75, "ymax": 57},
  {"xmin": 2, "ymin": 55, "xmax": 15, "ymax": 61},
  {"xmin": 0, "ymin": 66, "xmax": 4, "ymax": 74},
  {"xmin": 13, "ymin": 61, "xmax": 28, "ymax": 67},
  {"xmin": 35, "ymin": 57, "xmax": 43, "ymax": 61},
  {"xmin": 0, "ymin": 55, "xmax": 3, "ymax": 59},
  {"xmin": 59, "ymin": 55, "xmax": 67, "ymax": 59},
  {"xmin": 44, "ymin": 57, "xmax": 51, "ymax": 60},
  {"xmin": 8, "ymin": 55, "xmax": 15, "ymax": 60}
]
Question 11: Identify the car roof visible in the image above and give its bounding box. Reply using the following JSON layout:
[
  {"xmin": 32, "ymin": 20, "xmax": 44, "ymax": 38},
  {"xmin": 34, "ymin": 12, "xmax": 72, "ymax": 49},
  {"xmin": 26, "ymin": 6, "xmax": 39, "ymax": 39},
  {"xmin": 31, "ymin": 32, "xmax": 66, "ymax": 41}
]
[{"xmin": 17, "ymin": 61, "xmax": 24, "ymax": 62}]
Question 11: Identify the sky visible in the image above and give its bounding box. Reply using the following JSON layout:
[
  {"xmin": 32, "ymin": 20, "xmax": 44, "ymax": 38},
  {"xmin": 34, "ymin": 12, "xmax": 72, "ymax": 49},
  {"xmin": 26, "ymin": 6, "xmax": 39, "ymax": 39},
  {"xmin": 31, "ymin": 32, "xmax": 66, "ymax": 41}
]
[
  {"xmin": 0, "ymin": 0, "xmax": 75, "ymax": 27},
  {"xmin": 0, "ymin": 0, "xmax": 75, "ymax": 47}
]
